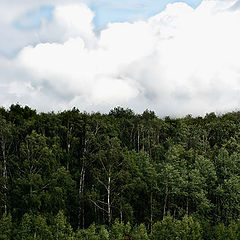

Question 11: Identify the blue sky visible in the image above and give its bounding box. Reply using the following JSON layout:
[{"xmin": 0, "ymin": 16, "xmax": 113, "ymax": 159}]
[
  {"xmin": 17, "ymin": 0, "xmax": 203, "ymax": 30},
  {"xmin": 89, "ymin": 0, "xmax": 202, "ymax": 28},
  {"xmin": 15, "ymin": 5, "xmax": 54, "ymax": 29}
]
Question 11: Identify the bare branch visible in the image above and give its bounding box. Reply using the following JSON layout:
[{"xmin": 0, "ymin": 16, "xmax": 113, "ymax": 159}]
[
  {"xmin": 89, "ymin": 198, "xmax": 108, "ymax": 213},
  {"xmin": 95, "ymin": 175, "xmax": 108, "ymax": 191},
  {"xmin": 99, "ymin": 157, "xmax": 108, "ymax": 175}
]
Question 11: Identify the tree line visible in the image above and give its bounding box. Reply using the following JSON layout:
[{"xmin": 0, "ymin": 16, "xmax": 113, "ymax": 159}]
[{"xmin": 1, "ymin": 104, "xmax": 240, "ymax": 239}]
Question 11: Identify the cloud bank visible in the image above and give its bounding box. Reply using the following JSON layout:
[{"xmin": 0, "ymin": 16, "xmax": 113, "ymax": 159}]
[{"xmin": 1, "ymin": 0, "xmax": 240, "ymax": 116}]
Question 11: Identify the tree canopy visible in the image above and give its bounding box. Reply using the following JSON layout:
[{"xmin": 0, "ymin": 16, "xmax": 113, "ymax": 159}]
[{"xmin": 1, "ymin": 104, "xmax": 240, "ymax": 239}]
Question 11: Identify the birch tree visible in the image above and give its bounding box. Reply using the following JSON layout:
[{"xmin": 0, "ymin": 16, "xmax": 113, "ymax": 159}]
[{"xmin": 0, "ymin": 116, "xmax": 13, "ymax": 215}]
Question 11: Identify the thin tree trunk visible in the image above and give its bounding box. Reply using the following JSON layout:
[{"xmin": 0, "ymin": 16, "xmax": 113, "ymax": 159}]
[
  {"xmin": 78, "ymin": 162, "xmax": 85, "ymax": 229},
  {"xmin": 82, "ymin": 206, "xmax": 85, "ymax": 229},
  {"xmin": 150, "ymin": 191, "xmax": 153, "ymax": 231},
  {"xmin": 107, "ymin": 173, "xmax": 111, "ymax": 225},
  {"xmin": 78, "ymin": 137, "xmax": 87, "ymax": 229},
  {"xmin": 120, "ymin": 207, "xmax": 123, "ymax": 222},
  {"xmin": 2, "ymin": 140, "xmax": 7, "ymax": 214},
  {"xmin": 137, "ymin": 129, "xmax": 140, "ymax": 152},
  {"xmin": 163, "ymin": 186, "xmax": 168, "ymax": 217},
  {"xmin": 142, "ymin": 130, "xmax": 145, "ymax": 151},
  {"xmin": 103, "ymin": 203, "xmax": 105, "ymax": 224},
  {"xmin": 120, "ymin": 193, "xmax": 123, "ymax": 222},
  {"xmin": 67, "ymin": 143, "xmax": 70, "ymax": 171},
  {"xmin": 66, "ymin": 125, "xmax": 72, "ymax": 171},
  {"xmin": 130, "ymin": 125, "xmax": 134, "ymax": 147}
]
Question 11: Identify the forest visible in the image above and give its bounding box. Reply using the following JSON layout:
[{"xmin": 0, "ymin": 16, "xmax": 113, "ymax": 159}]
[{"xmin": 2, "ymin": 104, "xmax": 240, "ymax": 239}]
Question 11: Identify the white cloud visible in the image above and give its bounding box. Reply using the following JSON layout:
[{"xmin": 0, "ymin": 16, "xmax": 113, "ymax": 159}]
[{"xmin": 1, "ymin": 0, "xmax": 240, "ymax": 116}]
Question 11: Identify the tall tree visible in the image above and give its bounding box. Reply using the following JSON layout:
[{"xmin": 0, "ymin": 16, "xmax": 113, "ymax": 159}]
[
  {"xmin": 90, "ymin": 137, "xmax": 124, "ymax": 225},
  {"xmin": 0, "ymin": 116, "xmax": 13, "ymax": 215}
]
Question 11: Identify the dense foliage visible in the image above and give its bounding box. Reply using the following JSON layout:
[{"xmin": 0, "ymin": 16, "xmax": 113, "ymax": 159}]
[{"xmin": 1, "ymin": 104, "xmax": 240, "ymax": 239}]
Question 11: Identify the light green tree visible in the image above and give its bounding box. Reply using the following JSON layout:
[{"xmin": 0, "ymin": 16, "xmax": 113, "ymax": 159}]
[
  {"xmin": 131, "ymin": 223, "xmax": 149, "ymax": 240},
  {"xmin": 0, "ymin": 213, "xmax": 12, "ymax": 240},
  {"xmin": 52, "ymin": 210, "xmax": 74, "ymax": 240}
]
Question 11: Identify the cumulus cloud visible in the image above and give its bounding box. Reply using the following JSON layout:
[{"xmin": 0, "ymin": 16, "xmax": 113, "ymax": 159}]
[{"xmin": 1, "ymin": 0, "xmax": 240, "ymax": 116}]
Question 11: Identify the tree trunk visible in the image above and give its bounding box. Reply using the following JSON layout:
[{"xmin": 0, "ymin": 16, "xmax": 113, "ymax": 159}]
[
  {"xmin": 120, "ymin": 193, "xmax": 123, "ymax": 222},
  {"xmin": 120, "ymin": 207, "xmax": 123, "ymax": 223},
  {"xmin": 163, "ymin": 186, "xmax": 168, "ymax": 218},
  {"xmin": 137, "ymin": 129, "xmax": 140, "ymax": 152},
  {"xmin": 142, "ymin": 130, "xmax": 145, "ymax": 151},
  {"xmin": 67, "ymin": 143, "xmax": 70, "ymax": 171},
  {"xmin": 66, "ymin": 125, "xmax": 72, "ymax": 171},
  {"xmin": 107, "ymin": 173, "xmax": 111, "ymax": 225},
  {"xmin": 78, "ymin": 136, "xmax": 87, "ymax": 229},
  {"xmin": 150, "ymin": 191, "xmax": 153, "ymax": 231},
  {"xmin": 1, "ymin": 140, "xmax": 7, "ymax": 214},
  {"xmin": 78, "ymin": 160, "xmax": 85, "ymax": 229}
]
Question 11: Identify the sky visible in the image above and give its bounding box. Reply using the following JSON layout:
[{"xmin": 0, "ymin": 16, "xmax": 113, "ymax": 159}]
[{"xmin": 1, "ymin": 0, "xmax": 240, "ymax": 116}]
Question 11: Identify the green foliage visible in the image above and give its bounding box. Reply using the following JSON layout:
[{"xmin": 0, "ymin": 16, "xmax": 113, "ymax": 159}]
[
  {"xmin": 52, "ymin": 210, "xmax": 74, "ymax": 240},
  {"xmin": 17, "ymin": 213, "xmax": 52, "ymax": 240},
  {"xmin": 150, "ymin": 215, "xmax": 202, "ymax": 240},
  {"xmin": 109, "ymin": 219, "xmax": 125, "ymax": 240},
  {"xmin": 98, "ymin": 225, "xmax": 109, "ymax": 240},
  {"xmin": 151, "ymin": 215, "xmax": 177, "ymax": 240},
  {"xmin": 0, "ymin": 213, "xmax": 12, "ymax": 240},
  {"xmin": 3, "ymin": 105, "xmax": 240, "ymax": 238},
  {"xmin": 75, "ymin": 224, "xmax": 109, "ymax": 240},
  {"xmin": 131, "ymin": 223, "xmax": 149, "ymax": 240},
  {"xmin": 214, "ymin": 223, "xmax": 229, "ymax": 240},
  {"xmin": 175, "ymin": 215, "xmax": 202, "ymax": 240}
]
